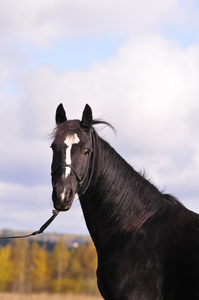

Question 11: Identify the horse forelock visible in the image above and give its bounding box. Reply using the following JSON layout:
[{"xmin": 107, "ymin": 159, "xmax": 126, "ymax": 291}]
[{"xmin": 51, "ymin": 118, "xmax": 114, "ymax": 148}]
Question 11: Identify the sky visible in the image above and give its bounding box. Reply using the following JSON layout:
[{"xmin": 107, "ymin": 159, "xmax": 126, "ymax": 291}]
[{"xmin": 1, "ymin": 0, "xmax": 199, "ymax": 235}]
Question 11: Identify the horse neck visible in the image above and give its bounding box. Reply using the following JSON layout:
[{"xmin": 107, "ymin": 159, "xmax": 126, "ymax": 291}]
[{"xmin": 80, "ymin": 132, "xmax": 164, "ymax": 244}]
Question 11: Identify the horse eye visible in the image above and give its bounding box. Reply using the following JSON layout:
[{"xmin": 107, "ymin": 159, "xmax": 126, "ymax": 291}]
[{"xmin": 83, "ymin": 149, "xmax": 90, "ymax": 155}]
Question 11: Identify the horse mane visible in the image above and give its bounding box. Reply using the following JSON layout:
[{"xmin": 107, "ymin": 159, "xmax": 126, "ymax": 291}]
[
  {"xmin": 163, "ymin": 193, "xmax": 185, "ymax": 207},
  {"xmin": 91, "ymin": 119, "xmax": 115, "ymax": 133},
  {"xmin": 89, "ymin": 132, "xmax": 165, "ymax": 234}
]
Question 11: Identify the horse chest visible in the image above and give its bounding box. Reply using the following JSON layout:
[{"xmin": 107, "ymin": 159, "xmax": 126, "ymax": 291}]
[{"xmin": 96, "ymin": 237, "xmax": 164, "ymax": 299}]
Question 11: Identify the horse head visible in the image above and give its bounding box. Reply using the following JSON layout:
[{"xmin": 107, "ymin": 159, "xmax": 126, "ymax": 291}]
[{"xmin": 51, "ymin": 103, "xmax": 93, "ymax": 211}]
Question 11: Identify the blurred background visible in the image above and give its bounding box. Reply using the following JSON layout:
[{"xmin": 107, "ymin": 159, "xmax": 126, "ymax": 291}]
[{"xmin": 0, "ymin": 0, "xmax": 199, "ymax": 297}]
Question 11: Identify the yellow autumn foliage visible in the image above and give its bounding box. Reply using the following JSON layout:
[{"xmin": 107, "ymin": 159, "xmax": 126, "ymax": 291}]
[{"xmin": 0, "ymin": 239, "xmax": 99, "ymax": 294}]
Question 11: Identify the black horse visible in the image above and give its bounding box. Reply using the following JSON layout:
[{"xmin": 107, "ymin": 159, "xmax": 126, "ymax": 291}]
[{"xmin": 51, "ymin": 103, "xmax": 199, "ymax": 300}]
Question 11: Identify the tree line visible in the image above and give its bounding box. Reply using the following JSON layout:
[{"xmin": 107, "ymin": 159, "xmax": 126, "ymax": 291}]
[{"xmin": 0, "ymin": 239, "xmax": 99, "ymax": 294}]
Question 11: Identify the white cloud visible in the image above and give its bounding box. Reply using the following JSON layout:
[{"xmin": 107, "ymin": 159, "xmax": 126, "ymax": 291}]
[
  {"xmin": 0, "ymin": 181, "xmax": 50, "ymax": 228},
  {"xmin": 0, "ymin": 0, "xmax": 198, "ymax": 47},
  {"xmin": 0, "ymin": 181, "xmax": 87, "ymax": 233},
  {"xmin": 15, "ymin": 35, "xmax": 199, "ymax": 153}
]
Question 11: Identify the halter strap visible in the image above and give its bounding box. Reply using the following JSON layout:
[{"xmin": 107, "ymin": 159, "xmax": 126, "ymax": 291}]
[
  {"xmin": 51, "ymin": 163, "xmax": 83, "ymax": 183},
  {"xmin": 80, "ymin": 131, "xmax": 95, "ymax": 196}
]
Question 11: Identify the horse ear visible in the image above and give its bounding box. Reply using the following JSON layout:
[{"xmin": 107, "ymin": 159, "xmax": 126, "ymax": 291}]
[
  {"xmin": 81, "ymin": 104, "xmax": 93, "ymax": 129},
  {"xmin": 56, "ymin": 103, "xmax": 67, "ymax": 125}
]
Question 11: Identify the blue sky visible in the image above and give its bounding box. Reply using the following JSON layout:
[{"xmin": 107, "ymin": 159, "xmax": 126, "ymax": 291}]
[
  {"xmin": 25, "ymin": 36, "xmax": 125, "ymax": 71},
  {"xmin": 1, "ymin": 0, "xmax": 199, "ymax": 235}
]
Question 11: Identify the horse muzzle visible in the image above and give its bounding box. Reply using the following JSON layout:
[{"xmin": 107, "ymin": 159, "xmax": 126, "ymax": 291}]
[{"xmin": 52, "ymin": 185, "xmax": 74, "ymax": 211}]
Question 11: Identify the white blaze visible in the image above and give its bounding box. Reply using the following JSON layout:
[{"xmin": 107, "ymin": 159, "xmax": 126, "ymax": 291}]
[{"xmin": 64, "ymin": 133, "xmax": 80, "ymax": 177}]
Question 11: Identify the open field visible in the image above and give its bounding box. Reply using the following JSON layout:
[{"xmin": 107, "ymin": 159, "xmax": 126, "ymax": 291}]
[{"xmin": 0, "ymin": 294, "xmax": 102, "ymax": 300}]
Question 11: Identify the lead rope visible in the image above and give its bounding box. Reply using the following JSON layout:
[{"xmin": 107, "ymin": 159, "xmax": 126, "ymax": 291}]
[{"xmin": 0, "ymin": 209, "xmax": 59, "ymax": 239}]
